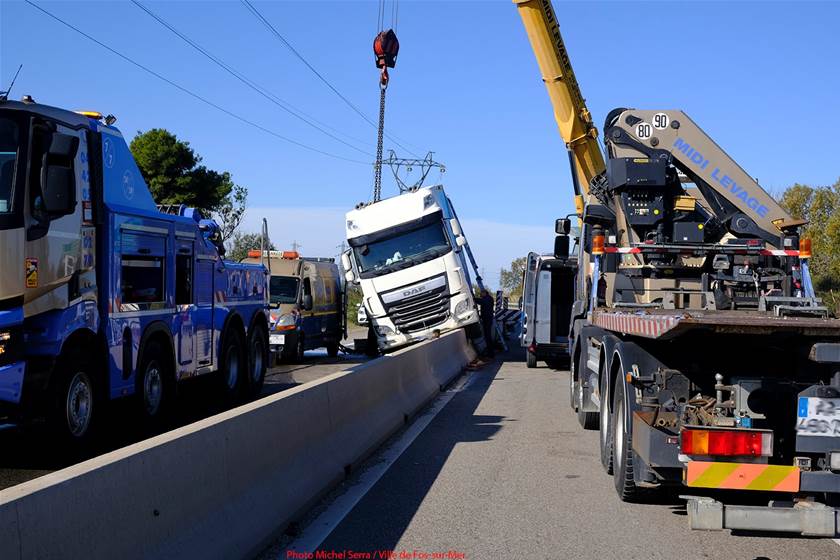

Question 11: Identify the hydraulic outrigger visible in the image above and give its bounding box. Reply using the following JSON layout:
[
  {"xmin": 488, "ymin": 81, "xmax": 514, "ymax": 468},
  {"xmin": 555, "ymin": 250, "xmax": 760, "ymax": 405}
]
[{"xmin": 516, "ymin": 0, "xmax": 840, "ymax": 536}]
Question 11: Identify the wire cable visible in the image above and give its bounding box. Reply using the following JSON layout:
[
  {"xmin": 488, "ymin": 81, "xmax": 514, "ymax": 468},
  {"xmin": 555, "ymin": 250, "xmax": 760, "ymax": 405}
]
[
  {"xmin": 24, "ymin": 0, "xmax": 370, "ymax": 165},
  {"xmin": 130, "ymin": 0, "xmax": 373, "ymax": 156},
  {"xmin": 241, "ymin": 0, "xmax": 423, "ymax": 158}
]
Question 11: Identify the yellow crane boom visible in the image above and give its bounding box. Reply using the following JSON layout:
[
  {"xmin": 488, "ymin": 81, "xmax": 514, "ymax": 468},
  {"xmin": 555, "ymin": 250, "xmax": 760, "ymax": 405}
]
[{"xmin": 514, "ymin": 0, "xmax": 605, "ymax": 204}]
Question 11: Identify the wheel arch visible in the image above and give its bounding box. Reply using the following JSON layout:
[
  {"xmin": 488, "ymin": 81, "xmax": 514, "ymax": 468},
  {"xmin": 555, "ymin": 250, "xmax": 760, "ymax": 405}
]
[{"xmin": 137, "ymin": 321, "xmax": 176, "ymax": 382}]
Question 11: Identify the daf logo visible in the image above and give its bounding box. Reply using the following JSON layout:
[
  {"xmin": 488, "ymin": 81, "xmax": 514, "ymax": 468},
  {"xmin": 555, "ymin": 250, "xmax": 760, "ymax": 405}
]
[{"xmin": 403, "ymin": 286, "xmax": 426, "ymax": 298}]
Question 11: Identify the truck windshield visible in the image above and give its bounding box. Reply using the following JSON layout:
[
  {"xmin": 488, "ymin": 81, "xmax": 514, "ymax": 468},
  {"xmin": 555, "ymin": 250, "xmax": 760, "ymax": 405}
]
[
  {"xmin": 354, "ymin": 221, "xmax": 451, "ymax": 277},
  {"xmin": 270, "ymin": 276, "xmax": 299, "ymax": 306},
  {"xmin": 0, "ymin": 117, "xmax": 20, "ymax": 216}
]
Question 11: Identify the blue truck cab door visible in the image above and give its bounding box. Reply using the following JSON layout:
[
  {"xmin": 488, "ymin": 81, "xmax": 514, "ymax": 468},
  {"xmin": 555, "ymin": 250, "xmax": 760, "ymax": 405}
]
[
  {"xmin": 194, "ymin": 252, "xmax": 215, "ymax": 370},
  {"xmin": 174, "ymin": 238, "xmax": 194, "ymax": 377}
]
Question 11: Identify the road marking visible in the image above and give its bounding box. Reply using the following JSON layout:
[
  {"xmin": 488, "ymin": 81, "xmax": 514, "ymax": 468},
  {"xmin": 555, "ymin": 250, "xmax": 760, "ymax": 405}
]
[{"xmin": 282, "ymin": 369, "xmax": 477, "ymax": 556}]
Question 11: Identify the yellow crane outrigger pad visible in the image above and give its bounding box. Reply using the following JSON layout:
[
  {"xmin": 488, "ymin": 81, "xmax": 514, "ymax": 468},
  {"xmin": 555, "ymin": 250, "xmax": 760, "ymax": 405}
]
[{"xmin": 685, "ymin": 461, "xmax": 800, "ymax": 492}]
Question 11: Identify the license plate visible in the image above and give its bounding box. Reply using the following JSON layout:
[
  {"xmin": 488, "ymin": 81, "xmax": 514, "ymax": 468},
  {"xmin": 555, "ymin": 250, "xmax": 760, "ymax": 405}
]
[
  {"xmin": 269, "ymin": 334, "xmax": 285, "ymax": 345},
  {"xmin": 796, "ymin": 397, "xmax": 840, "ymax": 437}
]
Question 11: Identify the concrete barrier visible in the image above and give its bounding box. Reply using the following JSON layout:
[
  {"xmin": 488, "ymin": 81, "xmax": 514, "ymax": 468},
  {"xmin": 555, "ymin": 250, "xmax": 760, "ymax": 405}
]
[{"xmin": 0, "ymin": 330, "xmax": 476, "ymax": 560}]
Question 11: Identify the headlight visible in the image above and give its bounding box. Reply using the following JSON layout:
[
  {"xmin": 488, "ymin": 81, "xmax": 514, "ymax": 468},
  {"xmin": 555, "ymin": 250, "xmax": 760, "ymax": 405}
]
[
  {"xmin": 454, "ymin": 299, "xmax": 471, "ymax": 316},
  {"xmin": 274, "ymin": 313, "xmax": 297, "ymax": 330},
  {"xmin": 0, "ymin": 330, "xmax": 8, "ymax": 356},
  {"xmin": 375, "ymin": 324, "xmax": 394, "ymax": 336}
]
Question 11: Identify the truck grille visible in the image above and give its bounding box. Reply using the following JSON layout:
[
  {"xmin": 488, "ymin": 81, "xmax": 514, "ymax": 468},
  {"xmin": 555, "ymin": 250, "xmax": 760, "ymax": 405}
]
[{"xmin": 383, "ymin": 282, "xmax": 450, "ymax": 334}]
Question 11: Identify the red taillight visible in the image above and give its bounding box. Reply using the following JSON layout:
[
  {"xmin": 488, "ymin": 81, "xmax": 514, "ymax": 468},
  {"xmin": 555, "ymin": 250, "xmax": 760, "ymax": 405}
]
[{"xmin": 680, "ymin": 428, "xmax": 773, "ymax": 457}]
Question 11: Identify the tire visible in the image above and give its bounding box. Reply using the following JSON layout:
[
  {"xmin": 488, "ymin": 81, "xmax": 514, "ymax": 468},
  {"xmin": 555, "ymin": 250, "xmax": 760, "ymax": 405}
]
[
  {"xmin": 218, "ymin": 329, "xmax": 245, "ymax": 404},
  {"xmin": 326, "ymin": 340, "xmax": 339, "ymax": 358},
  {"xmin": 245, "ymin": 326, "xmax": 267, "ymax": 399},
  {"xmin": 526, "ymin": 351, "xmax": 537, "ymax": 368},
  {"xmin": 575, "ymin": 348, "xmax": 598, "ymax": 430},
  {"xmin": 569, "ymin": 347, "xmax": 579, "ymax": 410},
  {"xmin": 613, "ymin": 375, "xmax": 640, "ymax": 501},
  {"xmin": 365, "ymin": 325, "xmax": 379, "ymax": 358},
  {"xmin": 599, "ymin": 363, "xmax": 614, "ymax": 474},
  {"xmin": 136, "ymin": 340, "xmax": 173, "ymax": 430},
  {"xmin": 49, "ymin": 349, "xmax": 98, "ymax": 444},
  {"xmin": 295, "ymin": 333, "xmax": 305, "ymax": 363}
]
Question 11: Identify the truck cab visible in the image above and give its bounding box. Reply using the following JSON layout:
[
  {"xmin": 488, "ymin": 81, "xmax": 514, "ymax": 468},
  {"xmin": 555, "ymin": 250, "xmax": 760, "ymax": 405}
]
[
  {"xmin": 341, "ymin": 185, "xmax": 478, "ymax": 351},
  {"xmin": 0, "ymin": 98, "xmax": 269, "ymax": 442},
  {"xmin": 243, "ymin": 251, "xmax": 344, "ymax": 362}
]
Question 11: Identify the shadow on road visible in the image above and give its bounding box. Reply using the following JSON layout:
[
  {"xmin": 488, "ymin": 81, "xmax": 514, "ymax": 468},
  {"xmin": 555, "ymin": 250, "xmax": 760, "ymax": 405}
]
[{"xmin": 312, "ymin": 349, "xmax": 508, "ymax": 553}]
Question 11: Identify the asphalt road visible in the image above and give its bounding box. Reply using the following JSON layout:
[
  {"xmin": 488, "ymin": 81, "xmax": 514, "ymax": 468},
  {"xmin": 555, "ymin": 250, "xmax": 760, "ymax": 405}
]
[
  {"xmin": 0, "ymin": 328, "xmax": 369, "ymax": 492},
  {"xmin": 270, "ymin": 349, "xmax": 840, "ymax": 560}
]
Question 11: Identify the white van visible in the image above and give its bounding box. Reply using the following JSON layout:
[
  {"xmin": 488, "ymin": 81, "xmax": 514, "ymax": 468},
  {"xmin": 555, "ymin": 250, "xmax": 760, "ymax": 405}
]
[{"xmin": 521, "ymin": 252, "xmax": 576, "ymax": 369}]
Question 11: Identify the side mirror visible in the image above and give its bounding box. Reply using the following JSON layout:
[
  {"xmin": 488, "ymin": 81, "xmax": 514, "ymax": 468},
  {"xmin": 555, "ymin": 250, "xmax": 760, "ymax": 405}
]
[
  {"xmin": 340, "ymin": 249, "xmax": 353, "ymax": 273},
  {"xmin": 456, "ymin": 236, "xmax": 467, "ymax": 247},
  {"xmin": 554, "ymin": 234, "xmax": 570, "ymax": 260},
  {"xmin": 341, "ymin": 250, "xmax": 357, "ymax": 283},
  {"xmin": 302, "ymin": 294, "xmax": 314, "ymax": 310},
  {"xmin": 449, "ymin": 218, "xmax": 463, "ymax": 238},
  {"xmin": 555, "ymin": 218, "xmax": 571, "ymax": 235},
  {"xmin": 41, "ymin": 133, "xmax": 79, "ymax": 217}
]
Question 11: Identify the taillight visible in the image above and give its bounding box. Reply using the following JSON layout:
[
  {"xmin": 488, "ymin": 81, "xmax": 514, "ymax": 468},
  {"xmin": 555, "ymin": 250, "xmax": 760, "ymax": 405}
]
[{"xmin": 680, "ymin": 428, "xmax": 773, "ymax": 457}]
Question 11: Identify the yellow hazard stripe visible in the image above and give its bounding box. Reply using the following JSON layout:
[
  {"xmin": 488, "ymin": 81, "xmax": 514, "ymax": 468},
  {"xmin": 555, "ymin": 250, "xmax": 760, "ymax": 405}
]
[{"xmin": 686, "ymin": 461, "xmax": 800, "ymax": 492}]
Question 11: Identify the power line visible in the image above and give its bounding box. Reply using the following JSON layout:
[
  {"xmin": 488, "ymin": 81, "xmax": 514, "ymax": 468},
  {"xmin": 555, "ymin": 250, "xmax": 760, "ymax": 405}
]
[
  {"xmin": 240, "ymin": 0, "xmax": 423, "ymax": 158},
  {"xmin": 130, "ymin": 0, "xmax": 373, "ymax": 156},
  {"xmin": 24, "ymin": 0, "xmax": 371, "ymax": 166}
]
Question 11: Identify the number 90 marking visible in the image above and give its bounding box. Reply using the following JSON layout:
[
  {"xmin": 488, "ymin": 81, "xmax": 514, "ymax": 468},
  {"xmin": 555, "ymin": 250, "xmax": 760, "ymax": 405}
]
[
  {"xmin": 653, "ymin": 113, "xmax": 669, "ymax": 129},
  {"xmin": 635, "ymin": 123, "xmax": 652, "ymax": 139}
]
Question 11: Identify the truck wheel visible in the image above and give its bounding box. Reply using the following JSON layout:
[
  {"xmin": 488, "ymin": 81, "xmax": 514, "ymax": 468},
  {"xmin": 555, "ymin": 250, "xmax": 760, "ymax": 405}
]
[
  {"xmin": 295, "ymin": 334, "xmax": 305, "ymax": 363},
  {"xmin": 612, "ymin": 376, "xmax": 640, "ymax": 501},
  {"xmin": 326, "ymin": 340, "xmax": 339, "ymax": 358},
  {"xmin": 365, "ymin": 325, "xmax": 379, "ymax": 358},
  {"xmin": 599, "ymin": 365, "xmax": 614, "ymax": 474},
  {"xmin": 569, "ymin": 348, "xmax": 579, "ymax": 410},
  {"xmin": 136, "ymin": 340, "xmax": 173, "ymax": 429},
  {"xmin": 219, "ymin": 329, "xmax": 245, "ymax": 403},
  {"xmin": 245, "ymin": 326, "xmax": 267, "ymax": 399},
  {"xmin": 526, "ymin": 351, "xmax": 537, "ymax": 368},
  {"xmin": 50, "ymin": 350, "xmax": 98, "ymax": 444}
]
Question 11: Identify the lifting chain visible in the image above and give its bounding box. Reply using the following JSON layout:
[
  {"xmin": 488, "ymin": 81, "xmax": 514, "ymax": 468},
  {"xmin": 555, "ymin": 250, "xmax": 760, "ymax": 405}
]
[
  {"xmin": 372, "ymin": 29, "xmax": 398, "ymax": 202},
  {"xmin": 373, "ymin": 79, "xmax": 387, "ymax": 202}
]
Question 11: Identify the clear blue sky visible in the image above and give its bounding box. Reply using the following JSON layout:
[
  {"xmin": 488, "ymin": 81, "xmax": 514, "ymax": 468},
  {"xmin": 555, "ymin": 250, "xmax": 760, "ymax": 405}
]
[{"xmin": 3, "ymin": 0, "xmax": 839, "ymax": 287}]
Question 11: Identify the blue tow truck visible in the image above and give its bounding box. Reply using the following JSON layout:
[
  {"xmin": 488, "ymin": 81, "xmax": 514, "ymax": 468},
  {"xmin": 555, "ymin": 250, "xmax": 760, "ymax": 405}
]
[{"xmin": 0, "ymin": 97, "xmax": 269, "ymax": 441}]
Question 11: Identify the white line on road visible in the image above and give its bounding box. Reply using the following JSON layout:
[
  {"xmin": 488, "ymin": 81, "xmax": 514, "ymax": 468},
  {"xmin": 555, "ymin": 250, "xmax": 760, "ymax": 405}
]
[{"xmin": 281, "ymin": 370, "xmax": 478, "ymax": 556}]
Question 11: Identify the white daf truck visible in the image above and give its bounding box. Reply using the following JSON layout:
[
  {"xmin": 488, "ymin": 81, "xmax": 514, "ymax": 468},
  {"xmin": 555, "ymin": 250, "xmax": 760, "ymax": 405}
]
[{"xmin": 341, "ymin": 185, "xmax": 479, "ymax": 351}]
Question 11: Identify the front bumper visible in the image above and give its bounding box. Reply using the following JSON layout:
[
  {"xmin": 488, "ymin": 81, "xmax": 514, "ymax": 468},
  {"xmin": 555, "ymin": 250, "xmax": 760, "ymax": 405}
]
[
  {"xmin": 377, "ymin": 309, "xmax": 478, "ymax": 349},
  {"xmin": 0, "ymin": 361, "xmax": 25, "ymax": 405},
  {"xmin": 269, "ymin": 330, "xmax": 298, "ymax": 353}
]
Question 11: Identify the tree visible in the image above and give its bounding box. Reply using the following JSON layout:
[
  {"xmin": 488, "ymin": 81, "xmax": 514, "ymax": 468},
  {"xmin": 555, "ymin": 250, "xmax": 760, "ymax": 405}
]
[
  {"xmin": 499, "ymin": 256, "xmax": 527, "ymax": 300},
  {"xmin": 214, "ymin": 184, "xmax": 247, "ymax": 242},
  {"xmin": 227, "ymin": 231, "xmax": 275, "ymax": 263},
  {"xmin": 778, "ymin": 179, "xmax": 840, "ymax": 311},
  {"xmin": 130, "ymin": 129, "xmax": 247, "ymax": 238}
]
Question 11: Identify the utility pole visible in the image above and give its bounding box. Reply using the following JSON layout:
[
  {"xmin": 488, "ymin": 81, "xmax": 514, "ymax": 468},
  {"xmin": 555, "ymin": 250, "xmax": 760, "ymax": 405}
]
[
  {"xmin": 336, "ymin": 241, "xmax": 348, "ymax": 260},
  {"xmin": 291, "ymin": 240, "xmax": 303, "ymax": 253}
]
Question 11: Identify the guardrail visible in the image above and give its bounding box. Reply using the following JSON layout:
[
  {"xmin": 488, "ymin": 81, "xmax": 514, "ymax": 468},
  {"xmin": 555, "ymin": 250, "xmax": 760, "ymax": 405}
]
[{"xmin": 0, "ymin": 330, "xmax": 475, "ymax": 560}]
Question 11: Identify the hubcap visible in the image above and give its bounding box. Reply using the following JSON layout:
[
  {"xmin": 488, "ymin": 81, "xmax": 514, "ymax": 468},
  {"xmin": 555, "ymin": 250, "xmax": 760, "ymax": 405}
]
[
  {"xmin": 251, "ymin": 339, "xmax": 264, "ymax": 382},
  {"xmin": 66, "ymin": 372, "xmax": 92, "ymax": 437},
  {"xmin": 144, "ymin": 361, "xmax": 163, "ymax": 416},
  {"xmin": 227, "ymin": 349, "xmax": 240, "ymax": 389}
]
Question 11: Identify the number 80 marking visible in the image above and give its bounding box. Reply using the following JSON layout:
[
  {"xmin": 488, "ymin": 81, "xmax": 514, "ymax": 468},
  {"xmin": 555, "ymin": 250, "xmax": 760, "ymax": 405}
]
[{"xmin": 635, "ymin": 123, "xmax": 652, "ymax": 139}]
